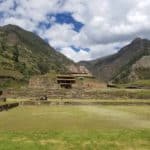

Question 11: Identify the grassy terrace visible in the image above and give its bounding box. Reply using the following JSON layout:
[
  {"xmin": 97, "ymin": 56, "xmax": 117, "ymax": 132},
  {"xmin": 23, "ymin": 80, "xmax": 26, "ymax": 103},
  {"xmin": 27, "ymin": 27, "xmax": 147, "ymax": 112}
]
[
  {"xmin": 83, "ymin": 88, "xmax": 150, "ymax": 100},
  {"xmin": 119, "ymin": 80, "xmax": 150, "ymax": 88},
  {"xmin": 0, "ymin": 105, "xmax": 150, "ymax": 150},
  {"xmin": 6, "ymin": 98, "xmax": 150, "ymax": 105}
]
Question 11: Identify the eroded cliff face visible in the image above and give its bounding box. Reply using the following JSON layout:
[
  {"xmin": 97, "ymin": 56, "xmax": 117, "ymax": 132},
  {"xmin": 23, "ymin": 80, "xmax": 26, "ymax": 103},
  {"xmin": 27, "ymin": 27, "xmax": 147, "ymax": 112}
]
[
  {"xmin": 67, "ymin": 64, "xmax": 92, "ymax": 76},
  {"xmin": 129, "ymin": 56, "xmax": 150, "ymax": 81}
]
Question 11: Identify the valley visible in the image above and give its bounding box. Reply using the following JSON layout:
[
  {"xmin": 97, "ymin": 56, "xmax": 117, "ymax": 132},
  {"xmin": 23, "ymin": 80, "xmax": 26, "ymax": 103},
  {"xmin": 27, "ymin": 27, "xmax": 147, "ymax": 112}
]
[{"xmin": 0, "ymin": 25, "xmax": 150, "ymax": 150}]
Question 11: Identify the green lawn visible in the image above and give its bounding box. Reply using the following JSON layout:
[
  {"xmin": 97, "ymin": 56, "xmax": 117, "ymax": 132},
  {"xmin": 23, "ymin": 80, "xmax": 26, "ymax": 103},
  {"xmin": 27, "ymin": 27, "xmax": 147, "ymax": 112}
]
[{"xmin": 0, "ymin": 105, "xmax": 150, "ymax": 149}]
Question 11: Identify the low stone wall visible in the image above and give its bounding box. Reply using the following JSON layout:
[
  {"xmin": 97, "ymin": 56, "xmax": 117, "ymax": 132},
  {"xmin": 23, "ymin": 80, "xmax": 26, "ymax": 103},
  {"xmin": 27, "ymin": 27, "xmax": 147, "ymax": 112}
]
[
  {"xmin": 0, "ymin": 102, "xmax": 19, "ymax": 112},
  {"xmin": 5, "ymin": 88, "xmax": 150, "ymax": 100},
  {"xmin": 20, "ymin": 101, "xmax": 150, "ymax": 106}
]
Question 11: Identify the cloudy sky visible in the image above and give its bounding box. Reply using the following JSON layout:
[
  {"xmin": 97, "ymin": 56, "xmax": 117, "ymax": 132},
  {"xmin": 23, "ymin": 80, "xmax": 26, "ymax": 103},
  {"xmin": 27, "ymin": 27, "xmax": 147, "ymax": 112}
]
[{"xmin": 0, "ymin": 0, "xmax": 150, "ymax": 62}]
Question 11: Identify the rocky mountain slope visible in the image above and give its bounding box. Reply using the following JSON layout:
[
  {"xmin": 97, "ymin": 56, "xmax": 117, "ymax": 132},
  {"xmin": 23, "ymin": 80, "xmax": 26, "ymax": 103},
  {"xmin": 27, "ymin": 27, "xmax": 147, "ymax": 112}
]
[
  {"xmin": 0, "ymin": 24, "xmax": 74, "ymax": 85},
  {"xmin": 80, "ymin": 38, "xmax": 150, "ymax": 83}
]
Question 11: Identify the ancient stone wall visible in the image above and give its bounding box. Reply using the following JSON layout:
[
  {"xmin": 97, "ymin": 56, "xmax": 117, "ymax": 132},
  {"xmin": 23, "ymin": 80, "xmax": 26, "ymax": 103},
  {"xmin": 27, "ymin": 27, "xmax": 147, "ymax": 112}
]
[{"xmin": 29, "ymin": 75, "xmax": 58, "ymax": 89}]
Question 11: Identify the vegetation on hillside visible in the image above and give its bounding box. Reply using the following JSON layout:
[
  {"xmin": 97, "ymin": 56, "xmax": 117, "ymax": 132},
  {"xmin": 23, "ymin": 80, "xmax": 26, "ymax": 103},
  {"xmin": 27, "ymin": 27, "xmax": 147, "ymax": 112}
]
[{"xmin": 0, "ymin": 25, "xmax": 74, "ymax": 87}]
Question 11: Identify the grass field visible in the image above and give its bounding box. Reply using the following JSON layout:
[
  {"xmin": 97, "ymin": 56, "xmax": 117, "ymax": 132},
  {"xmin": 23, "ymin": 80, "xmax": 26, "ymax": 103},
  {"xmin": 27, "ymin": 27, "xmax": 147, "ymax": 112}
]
[{"xmin": 0, "ymin": 105, "xmax": 150, "ymax": 149}]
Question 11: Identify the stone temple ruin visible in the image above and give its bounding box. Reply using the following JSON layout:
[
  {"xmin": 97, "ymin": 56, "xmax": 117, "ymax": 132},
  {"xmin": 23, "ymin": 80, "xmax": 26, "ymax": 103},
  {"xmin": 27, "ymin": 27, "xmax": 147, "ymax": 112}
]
[
  {"xmin": 29, "ymin": 65, "xmax": 94, "ymax": 89},
  {"xmin": 57, "ymin": 75, "xmax": 76, "ymax": 89},
  {"xmin": 29, "ymin": 75, "xmax": 57, "ymax": 89}
]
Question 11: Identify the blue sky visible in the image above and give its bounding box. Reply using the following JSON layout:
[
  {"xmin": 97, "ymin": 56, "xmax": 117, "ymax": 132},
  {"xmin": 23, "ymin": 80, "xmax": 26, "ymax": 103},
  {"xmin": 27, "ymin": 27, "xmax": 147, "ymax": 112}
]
[
  {"xmin": 38, "ymin": 13, "xmax": 83, "ymax": 32},
  {"xmin": 51, "ymin": 13, "xmax": 84, "ymax": 32},
  {"xmin": 0, "ymin": 0, "xmax": 150, "ymax": 62}
]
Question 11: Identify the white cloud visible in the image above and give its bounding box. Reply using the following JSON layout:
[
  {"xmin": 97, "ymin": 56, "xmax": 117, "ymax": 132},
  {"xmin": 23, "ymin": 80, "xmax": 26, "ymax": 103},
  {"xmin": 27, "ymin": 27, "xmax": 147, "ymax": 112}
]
[
  {"xmin": 0, "ymin": 0, "xmax": 150, "ymax": 62},
  {"xmin": 61, "ymin": 47, "xmax": 91, "ymax": 62},
  {"xmin": 2, "ymin": 17, "xmax": 36, "ymax": 31},
  {"xmin": 42, "ymin": 23, "xmax": 77, "ymax": 48}
]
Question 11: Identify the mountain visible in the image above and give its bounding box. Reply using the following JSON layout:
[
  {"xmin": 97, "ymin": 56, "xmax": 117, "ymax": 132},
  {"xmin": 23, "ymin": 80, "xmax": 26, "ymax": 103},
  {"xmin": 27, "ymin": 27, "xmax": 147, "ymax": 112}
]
[
  {"xmin": 0, "ymin": 24, "xmax": 74, "ymax": 86},
  {"xmin": 79, "ymin": 38, "xmax": 150, "ymax": 83}
]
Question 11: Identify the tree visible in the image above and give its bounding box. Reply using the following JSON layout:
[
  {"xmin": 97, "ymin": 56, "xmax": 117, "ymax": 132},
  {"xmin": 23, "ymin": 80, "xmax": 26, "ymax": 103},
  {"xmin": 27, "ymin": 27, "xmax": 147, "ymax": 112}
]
[{"xmin": 13, "ymin": 45, "xmax": 19, "ymax": 62}]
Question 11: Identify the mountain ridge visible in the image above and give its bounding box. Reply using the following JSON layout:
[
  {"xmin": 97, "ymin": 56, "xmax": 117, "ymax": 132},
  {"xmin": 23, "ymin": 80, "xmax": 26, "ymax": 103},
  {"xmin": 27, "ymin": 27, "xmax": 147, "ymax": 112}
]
[
  {"xmin": 1, "ymin": 24, "xmax": 150, "ymax": 87},
  {"xmin": 79, "ymin": 37, "xmax": 150, "ymax": 83}
]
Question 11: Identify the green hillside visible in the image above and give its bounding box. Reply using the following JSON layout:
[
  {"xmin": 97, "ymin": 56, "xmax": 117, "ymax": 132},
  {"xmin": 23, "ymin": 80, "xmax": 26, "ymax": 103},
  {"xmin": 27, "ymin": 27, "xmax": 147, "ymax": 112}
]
[{"xmin": 0, "ymin": 24, "xmax": 74, "ymax": 87}]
